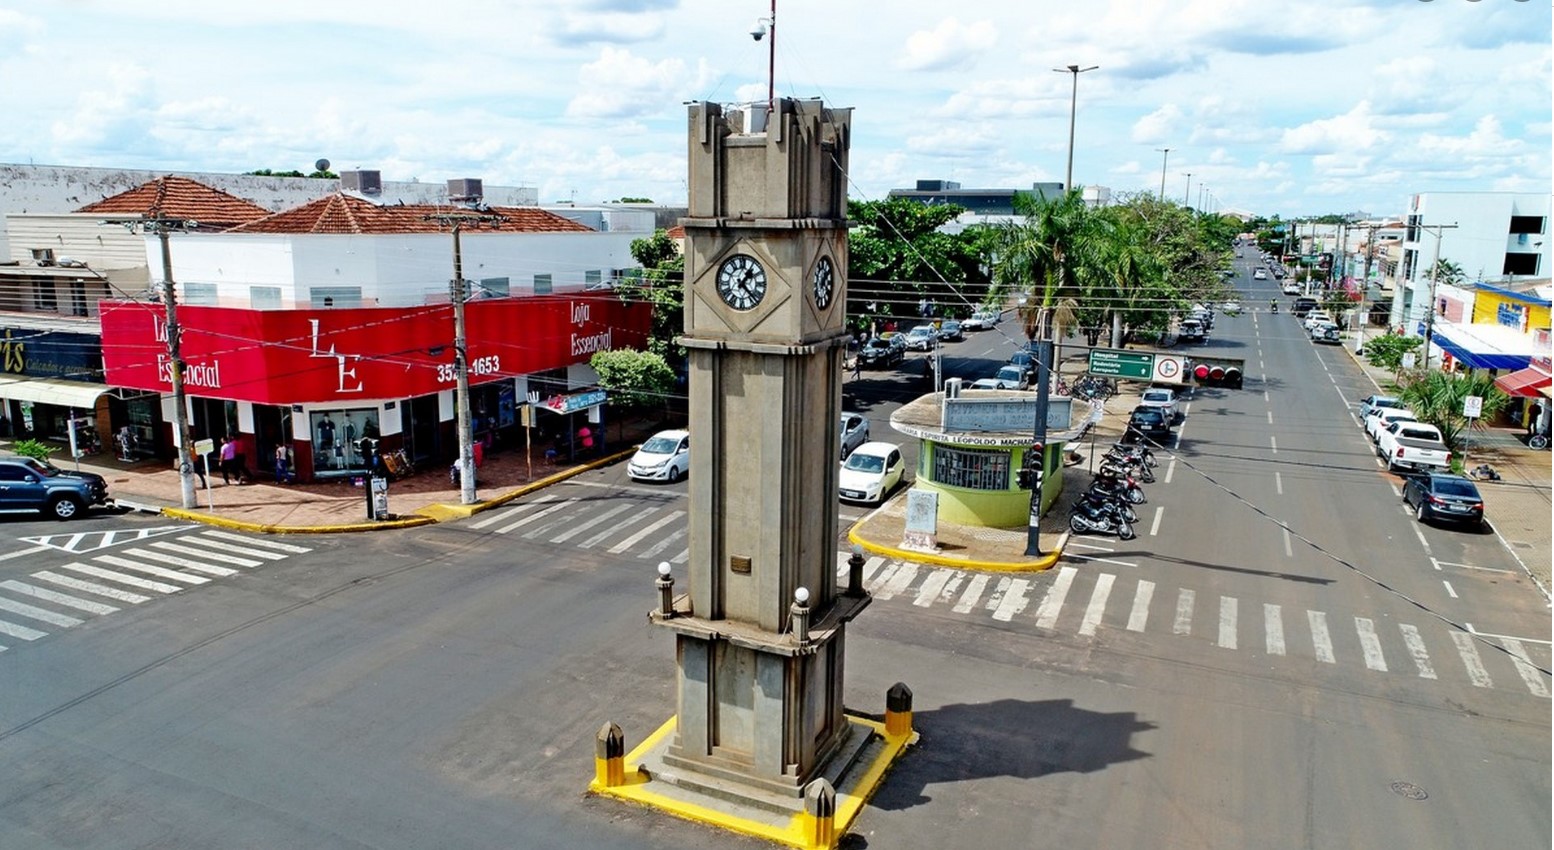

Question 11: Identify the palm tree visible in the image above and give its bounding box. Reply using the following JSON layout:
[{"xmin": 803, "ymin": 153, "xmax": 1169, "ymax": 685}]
[
  {"xmin": 991, "ymin": 189, "xmax": 1096, "ymax": 346},
  {"xmin": 1396, "ymin": 370, "xmax": 1509, "ymax": 451}
]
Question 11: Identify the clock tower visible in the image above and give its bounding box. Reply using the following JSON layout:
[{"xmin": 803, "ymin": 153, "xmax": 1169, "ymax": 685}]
[{"xmin": 651, "ymin": 98, "xmax": 874, "ymax": 805}]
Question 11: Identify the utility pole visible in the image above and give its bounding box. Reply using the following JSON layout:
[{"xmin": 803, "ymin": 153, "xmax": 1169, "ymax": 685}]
[
  {"xmin": 1418, "ymin": 222, "xmax": 1460, "ymax": 370},
  {"xmin": 1155, "ymin": 148, "xmax": 1171, "ymax": 200},
  {"xmin": 426, "ymin": 211, "xmax": 503, "ymax": 505},
  {"xmin": 1181, "ymin": 172, "xmax": 1192, "ymax": 207},
  {"xmin": 1353, "ymin": 223, "xmax": 1379, "ymax": 354}
]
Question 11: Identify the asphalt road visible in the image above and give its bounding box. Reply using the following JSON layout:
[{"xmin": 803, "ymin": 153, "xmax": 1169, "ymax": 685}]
[{"xmin": 0, "ymin": 260, "xmax": 1545, "ymax": 849}]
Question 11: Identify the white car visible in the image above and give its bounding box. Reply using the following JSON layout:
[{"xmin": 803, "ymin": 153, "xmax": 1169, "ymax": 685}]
[
  {"xmin": 838, "ymin": 441, "xmax": 906, "ymax": 505},
  {"xmin": 1220, "ymin": 300, "xmax": 1241, "ymax": 316},
  {"xmin": 1138, "ymin": 387, "xmax": 1180, "ymax": 422},
  {"xmin": 839, "ymin": 413, "xmax": 869, "ymax": 459},
  {"xmin": 1282, "ymin": 281, "xmax": 1301, "ymax": 295},
  {"xmin": 1302, "ymin": 311, "xmax": 1334, "ymax": 332},
  {"xmin": 962, "ymin": 310, "xmax": 999, "ymax": 331},
  {"xmin": 1365, "ymin": 408, "xmax": 1418, "ymax": 442},
  {"xmin": 971, "ymin": 365, "xmax": 1028, "ymax": 390},
  {"xmin": 1253, "ymin": 268, "xmax": 1268, "ymax": 280},
  {"xmin": 627, "ymin": 429, "xmax": 690, "ymax": 482}
]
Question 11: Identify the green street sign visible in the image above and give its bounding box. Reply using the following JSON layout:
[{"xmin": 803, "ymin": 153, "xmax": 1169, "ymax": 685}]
[{"xmin": 1087, "ymin": 349, "xmax": 1154, "ymax": 380}]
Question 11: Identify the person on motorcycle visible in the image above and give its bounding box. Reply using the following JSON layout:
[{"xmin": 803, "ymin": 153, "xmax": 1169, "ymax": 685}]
[{"xmin": 1269, "ymin": 299, "xmax": 1278, "ymax": 314}]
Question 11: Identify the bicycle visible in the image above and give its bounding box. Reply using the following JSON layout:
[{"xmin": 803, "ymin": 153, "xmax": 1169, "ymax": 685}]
[
  {"xmin": 1530, "ymin": 433, "xmax": 1549, "ymax": 451},
  {"xmin": 382, "ymin": 449, "xmax": 415, "ymax": 479}
]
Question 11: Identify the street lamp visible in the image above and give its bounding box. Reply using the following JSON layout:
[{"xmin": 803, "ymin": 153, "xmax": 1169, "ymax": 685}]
[
  {"xmin": 1181, "ymin": 172, "xmax": 1192, "ymax": 207},
  {"xmin": 1053, "ymin": 64, "xmax": 1099, "ymax": 192},
  {"xmin": 1155, "ymin": 148, "xmax": 1171, "ymax": 200}
]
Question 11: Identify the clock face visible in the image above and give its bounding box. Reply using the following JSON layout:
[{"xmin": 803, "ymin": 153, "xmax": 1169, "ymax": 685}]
[
  {"xmin": 811, "ymin": 256, "xmax": 835, "ymax": 311},
  {"xmin": 716, "ymin": 253, "xmax": 768, "ymax": 311}
]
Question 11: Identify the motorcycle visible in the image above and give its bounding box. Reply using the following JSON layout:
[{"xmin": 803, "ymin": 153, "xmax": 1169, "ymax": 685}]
[
  {"xmin": 1269, "ymin": 301, "xmax": 1278, "ymax": 314},
  {"xmin": 1104, "ymin": 442, "xmax": 1157, "ymax": 468},
  {"xmin": 1077, "ymin": 490, "xmax": 1138, "ymax": 523},
  {"xmin": 1090, "ymin": 470, "xmax": 1147, "ymax": 505},
  {"xmin": 1069, "ymin": 495, "xmax": 1137, "ymax": 539},
  {"xmin": 1100, "ymin": 457, "xmax": 1155, "ymax": 484}
]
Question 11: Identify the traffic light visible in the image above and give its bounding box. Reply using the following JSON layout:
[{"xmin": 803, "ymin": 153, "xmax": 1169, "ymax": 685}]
[
  {"xmin": 1187, "ymin": 357, "xmax": 1245, "ymax": 389},
  {"xmin": 1016, "ymin": 468, "xmax": 1035, "ymax": 490}
]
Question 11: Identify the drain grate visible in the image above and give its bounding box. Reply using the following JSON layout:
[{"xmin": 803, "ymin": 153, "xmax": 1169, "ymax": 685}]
[{"xmin": 1390, "ymin": 781, "xmax": 1428, "ymax": 801}]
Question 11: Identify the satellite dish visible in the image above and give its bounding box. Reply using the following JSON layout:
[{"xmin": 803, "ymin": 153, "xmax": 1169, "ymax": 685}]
[{"xmin": 315, "ymin": 158, "xmax": 331, "ymax": 173}]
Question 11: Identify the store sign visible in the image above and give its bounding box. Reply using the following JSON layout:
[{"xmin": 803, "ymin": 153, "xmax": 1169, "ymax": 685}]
[
  {"xmin": 1497, "ymin": 301, "xmax": 1525, "ymax": 331},
  {"xmin": 100, "ymin": 295, "xmax": 650, "ymax": 404},
  {"xmin": 540, "ymin": 389, "xmax": 606, "ymax": 414},
  {"xmin": 0, "ymin": 326, "xmax": 104, "ymax": 381},
  {"xmin": 943, "ymin": 396, "xmax": 1071, "ymax": 433}
]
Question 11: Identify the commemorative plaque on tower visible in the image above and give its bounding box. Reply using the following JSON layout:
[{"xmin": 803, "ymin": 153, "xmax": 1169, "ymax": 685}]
[{"xmin": 591, "ymin": 99, "xmax": 912, "ymax": 848}]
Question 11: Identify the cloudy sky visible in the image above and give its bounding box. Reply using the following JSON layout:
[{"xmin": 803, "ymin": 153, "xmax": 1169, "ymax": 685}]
[{"xmin": 1, "ymin": 0, "xmax": 1548, "ymax": 218}]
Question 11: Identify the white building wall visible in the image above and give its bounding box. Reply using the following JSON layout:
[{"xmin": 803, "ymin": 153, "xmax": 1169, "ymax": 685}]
[{"xmin": 1396, "ymin": 192, "xmax": 1552, "ymax": 330}]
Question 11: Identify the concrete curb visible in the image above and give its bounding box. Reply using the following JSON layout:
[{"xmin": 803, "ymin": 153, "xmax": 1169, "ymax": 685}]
[
  {"xmin": 413, "ymin": 446, "xmax": 638, "ymax": 521},
  {"xmin": 161, "ymin": 506, "xmax": 437, "ymax": 535},
  {"xmin": 847, "ymin": 526, "xmax": 1070, "ymax": 572}
]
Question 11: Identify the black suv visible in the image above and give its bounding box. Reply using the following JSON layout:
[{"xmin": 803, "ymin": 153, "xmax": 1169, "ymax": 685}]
[
  {"xmin": 0, "ymin": 456, "xmax": 110, "ymax": 520},
  {"xmin": 1124, "ymin": 406, "xmax": 1173, "ymax": 444},
  {"xmin": 1291, "ymin": 297, "xmax": 1318, "ymax": 318},
  {"xmin": 857, "ymin": 338, "xmax": 904, "ymax": 368}
]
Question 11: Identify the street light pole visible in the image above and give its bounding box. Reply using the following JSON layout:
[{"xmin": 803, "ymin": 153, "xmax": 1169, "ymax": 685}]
[
  {"xmin": 154, "ymin": 222, "xmax": 198, "ymax": 509},
  {"xmin": 1053, "ymin": 64, "xmax": 1099, "ymax": 192},
  {"xmin": 1155, "ymin": 148, "xmax": 1171, "ymax": 200},
  {"xmin": 1181, "ymin": 172, "xmax": 1192, "ymax": 207}
]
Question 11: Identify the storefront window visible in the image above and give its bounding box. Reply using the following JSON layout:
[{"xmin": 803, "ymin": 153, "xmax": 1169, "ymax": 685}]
[
  {"xmin": 311, "ymin": 408, "xmax": 381, "ymax": 474},
  {"xmin": 930, "ymin": 445, "xmax": 1012, "ymax": 491}
]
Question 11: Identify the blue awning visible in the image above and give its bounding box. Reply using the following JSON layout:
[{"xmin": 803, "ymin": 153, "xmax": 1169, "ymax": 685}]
[{"xmin": 1418, "ymin": 321, "xmax": 1534, "ymax": 371}]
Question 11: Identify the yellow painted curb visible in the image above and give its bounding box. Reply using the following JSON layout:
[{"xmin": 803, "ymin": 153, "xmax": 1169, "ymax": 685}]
[
  {"xmin": 417, "ymin": 446, "xmax": 639, "ymax": 520},
  {"xmin": 590, "ymin": 714, "xmax": 914, "ymax": 850},
  {"xmin": 161, "ymin": 507, "xmax": 436, "ymax": 535},
  {"xmin": 847, "ymin": 526, "xmax": 1069, "ymax": 572}
]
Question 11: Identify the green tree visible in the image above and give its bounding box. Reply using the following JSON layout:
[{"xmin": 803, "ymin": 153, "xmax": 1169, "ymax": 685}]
[
  {"xmin": 846, "ymin": 197, "xmax": 988, "ymax": 327},
  {"xmin": 591, "ymin": 349, "xmax": 677, "ymax": 425},
  {"xmin": 989, "ymin": 189, "xmax": 1097, "ymax": 345},
  {"xmin": 617, "ymin": 230, "xmax": 685, "ymax": 360},
  {"xmin": 1426, "ymin": 259, "xmax": 1466, "ymax": 287},
  {"xmin": 1362, "ymin": 333, "xmax": 1423, "ymax": 371},
  {"xmin": 1396, "ymin": 370, "xmax": 1510, "ymax": 451}
]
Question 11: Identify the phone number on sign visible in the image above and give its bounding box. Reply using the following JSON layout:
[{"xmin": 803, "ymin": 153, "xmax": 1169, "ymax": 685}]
[{"xmin": 437, "ymin": 355, "xmax": 502, "ymax": 383}]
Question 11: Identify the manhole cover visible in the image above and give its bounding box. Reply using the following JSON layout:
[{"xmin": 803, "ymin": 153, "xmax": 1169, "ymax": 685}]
[{"xmin": 1390, "ymin": 781, "xmax": 1428, "ymax": 800}]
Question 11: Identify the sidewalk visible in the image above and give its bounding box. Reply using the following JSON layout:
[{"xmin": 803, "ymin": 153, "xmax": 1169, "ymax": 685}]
[
  {"xmin": 1339, "ymin": 342, "xmax": 1552, "ymax": 598},
  {"xmin": 11, "ymin": 418, "xmax": 667, "ymax": 534}
]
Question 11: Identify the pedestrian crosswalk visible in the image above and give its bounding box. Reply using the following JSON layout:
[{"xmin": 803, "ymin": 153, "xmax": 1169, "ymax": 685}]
[
  {"xmin": 0, "ymin": 529, "xmax": 311, "ymax": 653},
  {"xmin": 833, "ymin": 553, "xmax": 1554, "ymax": 700}
]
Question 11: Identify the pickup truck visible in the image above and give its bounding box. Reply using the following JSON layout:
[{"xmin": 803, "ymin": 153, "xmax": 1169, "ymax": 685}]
[{"xmin": 1376, "ymin": 421, "xmax": 1451, "ymax": 472}]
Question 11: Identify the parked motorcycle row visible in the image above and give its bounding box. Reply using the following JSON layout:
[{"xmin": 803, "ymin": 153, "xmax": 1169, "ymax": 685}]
[{"xmin": 1068, "ymin": 440, "xmax": 1157, "ymax": 540}]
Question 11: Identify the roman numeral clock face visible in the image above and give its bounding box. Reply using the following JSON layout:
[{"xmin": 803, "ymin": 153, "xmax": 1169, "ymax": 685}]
[{"xmin": 716, "ymin": 253, "xmax": 767, "ymax": 311}]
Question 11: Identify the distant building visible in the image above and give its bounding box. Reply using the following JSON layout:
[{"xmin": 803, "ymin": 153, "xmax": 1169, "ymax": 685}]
[{"xmin": 886, "ymin": 179, "xmax": 1112, "ymax": 233}]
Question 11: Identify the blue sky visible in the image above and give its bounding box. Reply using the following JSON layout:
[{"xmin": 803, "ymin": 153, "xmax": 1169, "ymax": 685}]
[{"xmin": 1, "ymin": 0, "xmax": 1548, "ymax": 218}]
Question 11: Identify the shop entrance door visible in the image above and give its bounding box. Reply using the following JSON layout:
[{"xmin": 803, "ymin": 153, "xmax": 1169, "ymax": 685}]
[{"xmin": 407, "ymin": 395, "xmax": 440, "ymax": 464}]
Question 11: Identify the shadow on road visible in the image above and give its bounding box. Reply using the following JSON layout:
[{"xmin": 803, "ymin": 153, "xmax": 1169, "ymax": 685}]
[{"xmin": 867, "ymin": 698, "xmax": 1154, "ymax": 812}]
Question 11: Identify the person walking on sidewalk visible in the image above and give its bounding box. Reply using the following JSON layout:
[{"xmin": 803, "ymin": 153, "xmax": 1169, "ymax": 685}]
[
  {"xmin": 219, "ymin": 437, "xmax": 238, "ymax": 484},
  {"xmin": 1527, "ymin": 401, "xmax": 1544, "ymax": 437},
  {"xmin": 273, "ymin": 443, "xmax": 291, "ymax": 484},
  {"xmin": 186, "ymin": 445, "xmax": 207, "ymax": 489}
]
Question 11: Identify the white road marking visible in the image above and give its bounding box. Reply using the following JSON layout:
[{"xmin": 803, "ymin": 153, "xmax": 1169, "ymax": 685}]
[
  {"xmin": 913, "ymin": 569, "xmax": 954, "ymax": 608},
  {"xmin": 1450, "ymin": 631, "xmax": 1494, "ymax": 688},
  {"xmin": 122, "ymin": 547, "xmax": 239, "ymax": 577},
  {"xmin": 1033, "ymin": 566, "xmax": 1076, "ymax": 630},
  {"xmin": 1266, "ymin": 410, "xmax": 1273, "ymax": 425},
  {"xmin": 1308, "ymin": 610, "xmax": 1335, "ymax": 663},
  {"xmin": 1264, "ymin": 603, "xmax": 1285, "ymax": 656},
  {"xmin": 1263, "ymin": 390, "xmax": 1270, "ymax": 403},
  {"xmin": 606, "ymin": 510, "xmax": 685, "ymax": 555},
  {"xmin": 171, "ymin": 536, "xmax": 285, "ymax": 560},
  {"xmin": 31, "ymin": 571, "xmax": 150, "ymax": 604},
  {"xmin": 147, "ymin": 541, "xmax": 262, "ymax": 568},
  {"xmin": 1464, "ymin": 625, "xmax": 1552, "ymax": 645},
  {"xmin": 983, "ymin": 576, "xmax": 1010, "ymax": 611},
  {"xmin": 1173, "ymin": 589, "xmax": 1195, "ymax": 635},
  {"xmin": 0, "ymin": 544, "xmax": 49, "ymax": 563},
  {"xmin": 61, "ymin": 565, "xmax": 181, "ymax": 593},
  {"xmin": 0, "ymin": 580, "xmax": 117, "ymax": 615},
  {"xmin": 938, "ymin": 573, "xmax": 963, "ymax": 605},
  {"xmin": 497, "ymin": 497, "xmax": 580, "ymax": 535},
  {"xmin": 94, "ymin": 555, "xmax": 209, "ymax": 585},
  {"xmin": 868, "ymin": 563, "xmax": 900, "ymax": 593},
  {"xmin": 0, "ymin": 595, "xmax": 83, "ymax": 628},
  {"xmin": 1275, "ymin": 471, "xmax": 1283, "ymax": 495},
  {"xmin": 1283, "ymin": 527, "xmax": 1293, "ymax": 558},
  {"xmin": 1078, "ymin": 573, "xmax": 1114, "ymax": 636},
  {"xmin": 1164, "ymin": 457, "xmax": 1177, "ymax": 484},
  {"xmin": 876, "ymin": 563, "xmax": 920, "ymax": 601},
  {"xmin": 1501, "ymin": 639, "xmax": 1551, "ymax": 697},
  {"xmin": 1149, "ymin": 506, "xmax": 1164, "ymax": 537},
  {"xmin": 1355, "ymin": 617, "xmax": 1388, "ymax": 671},
  {"xmin": 1390, "ymin": 483, "xmax": 1402, "ymax": 498},
  {"xmin": 1429, "ymin": 556, "xmax": 1442, "ymax": 571},
  {"xmin": 197, "ymin": 529, "xmax": 312, "ymax": 554},
  {"xmin": 1127, "ymin": 580, "xmax": 1154, "ymax": 632},
  {"xmin": 1437, "ymin": 560, "xmax": 1515, "ymax": 575},
  {"xmin": 1064, "ymin": 553, "xmax": 1138, "ymax": 567},
  {"xmin": 1218, "ymin": 596, "xmax": 1238, "ymax": 649},
  {"xmin": 991, "ymin": 577, "xmax": 1031, "ymax": 621},
  {"xmin": 952, "ymin": 574, "xmax": 989, "ymax": 614},
  {"xmin": 862, "ymin": 556, "xmax": 887, "ymax": 583},
  {"xmin": 469, "ymin": 495, "xmax": 553, "ymax": 530},
  {"xmin": 548, "ymin": 503, "xmax": 635, "ymax": 543},
  {"xmin": 1348, "ymin": 411, "xmax": 1361, "ymax": 428},
  {"xmin": 1398, "ymin": 624, "xmax": 1436, "ymax": 679},
  {"xmin": 1270, "ymin": 435, "xmax": 1278, "ymax": 454},
  {"xmin": 578, "ymin": 504, "xmax": 655, "ymax": 548},
  {"xmin": 1442, "ymin": 580, "xmax": 1458, "ymax": 599},
  {"xmin": 0, "ymin": 619, "xmax": 46, "ymax": 641},
  {"xmin": 1411, "ymin": 524, "xmax": 1432, "ymax": 553},
  {"xmin": 671, "ymin": 548, "xmax": 690, "ymax": 564},
  {"xmin": 638, "ymin": 526, "xmax": 688, "ymax": 559}
]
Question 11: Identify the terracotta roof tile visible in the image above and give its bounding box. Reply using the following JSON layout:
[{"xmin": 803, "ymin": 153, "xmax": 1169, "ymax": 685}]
[
  {"xmin": 229, "ymin": 193, "xmax": 597, "ymax": 234},
  {"xmin": 665, "ymin": 225, "xmax": 686, "ymax": 239},
  {"xmin": 75, "ymin": 175, "xmax": 271, "ymax": 227}
]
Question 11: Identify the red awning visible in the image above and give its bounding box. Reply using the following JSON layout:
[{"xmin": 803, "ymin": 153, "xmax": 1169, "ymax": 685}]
[{"xmin": 1494, "ymin": 366, "xmax": 1552, "ymax": 398}]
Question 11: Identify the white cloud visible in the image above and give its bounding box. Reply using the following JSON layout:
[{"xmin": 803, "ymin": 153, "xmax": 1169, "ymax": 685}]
[
  {"xmin": 1130, "ymin": 104, "xmax": 1183, "ymax": 144},
  {"xmin": 1280, "ymin": 102, "xmax": 1390, "ymax": 155},
  {"xmin": 565, "ymin": 47, "xmax": 690, "ymax": 119},
  {"xmin": 898, "ymin": 18, "xmax": 997, "ymax": 72}
]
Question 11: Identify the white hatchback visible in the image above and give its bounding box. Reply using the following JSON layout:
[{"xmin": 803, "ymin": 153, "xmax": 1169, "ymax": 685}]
[
  {"xmin": 627, "ymin": 429, "xmax": 690, "ymax": 482},
  {"xmin": 838, "ymin": 442, "xmax": 905, "ymax": 505},
  {"xmin": 1138, "ymin": 387, "xmax": 1180, "ymax": 422}
]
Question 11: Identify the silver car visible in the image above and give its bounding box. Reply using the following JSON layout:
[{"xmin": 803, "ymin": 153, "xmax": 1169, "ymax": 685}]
[{"xmin": 839, "ymin": 413, "xmax": 869, "ymax": 459}]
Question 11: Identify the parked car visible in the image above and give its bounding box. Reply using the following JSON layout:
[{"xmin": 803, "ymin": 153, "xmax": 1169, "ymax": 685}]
[
  {"xmin": 1309, "ymin": 322, "xmax": 1342, "ymax": 344},
  {"xmin": 973, "ymin": 365, "xmax": 1029, "ymax": 390},
  {"xmin": 1402, "ymin": 472, "xmax": 1485, "ymax": 528},
  {"xmin": 1365, "ymin": 407, "xmax": 1418, "ymax": 442},
  {"xmin": 838, "ymin": 441, "xmax": 905, "ymax": 505},
  {"xmin": 1291, "ymin": 297, "xmax": 1318, "ymax": 318},
  {"xmin": 857, "ymin": 337, "xmax": 904, "ymax": 368},
  {"xmin": 904, "ymin": 325, "xmax": 938, "ymax": 351},
  {"xmin": 1138, "ymin": 387, "xmax": 1180, "ymax": 422},
  {"xmin": 839, "ymin": 413, "xmax": 869, "ymax": 459},
  {"xmin": 1359, "ymin": 394, "xmax": 1401, "ymax": 420},
  {"xmin": 1281, "ymin": 280, "xmax": 1301, "ymax": 296},
  {"xmin": 963, "ymin": 310, "xmax": 999, "ymax": 331},
  {"xmin": 1302, "ymin": 310, "xmax": 1334, "ymax": 332},
  {"xmin": 936, "ymin": 320, "xmax": 964, "ymax": 342},
  {"xmin": 1124, "ymin": 405, "xmax": 1173, "ymax": 444},
  {"xmin": 1253, "ymin": 268, "xmax": 1268, "ymax": 280},
  {"xmin": 1376, "ymin": 421, "xmax": 1451, "ymax": 472},
  {"xmin": 0, "ymin": 456, "xmax": 110, "ymax": 520},
  {"xmin": 627, "ymin": 429, "xmax": 690, "ymax": 482},
  {"xmin": 1007, "ymin": 348, "xmax": 1038, "ymax": 381},
  {"xmin": 1221, "ymin": 300, "xmax": 1241, "ymax": 316},
  {"xmin": 1178, "ymin": 319, "xmax": 1207, "ymax": 343}
]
